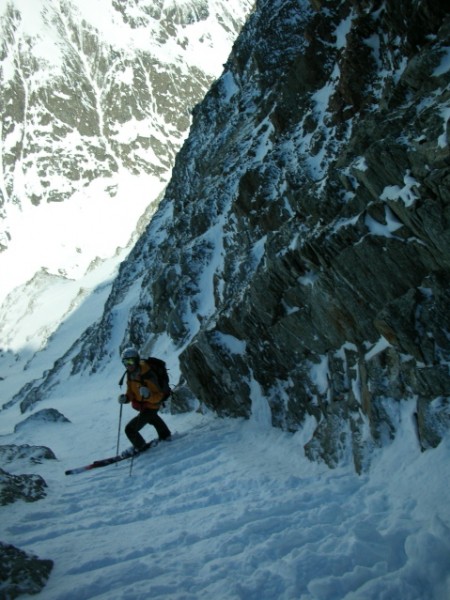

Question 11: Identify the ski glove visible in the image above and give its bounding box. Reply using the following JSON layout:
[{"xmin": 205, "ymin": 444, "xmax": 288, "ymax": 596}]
[
  {"xmin": 139, "ymin": 386, "xmax": 150, "ymax": 399},
  {"xmin": 118, "ymin": 394, "xmax": 129, "ymax": 404}
]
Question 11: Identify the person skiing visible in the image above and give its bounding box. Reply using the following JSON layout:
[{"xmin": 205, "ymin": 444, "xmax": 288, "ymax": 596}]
[{"xmin": 118, "ymin": 347, "xmax": 171, "ymax": 455}]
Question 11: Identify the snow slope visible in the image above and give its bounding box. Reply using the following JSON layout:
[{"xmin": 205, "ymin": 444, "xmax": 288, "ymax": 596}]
[
  {"xmin": 0, "ymin": 157, "xmax": 449, "ymax": 598},
  {"xmin": 1, "ymin": 376, "xmax": 450, "ymax": 599}
]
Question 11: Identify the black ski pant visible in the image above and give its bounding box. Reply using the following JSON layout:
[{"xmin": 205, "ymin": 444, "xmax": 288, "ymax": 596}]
[{"xmin": 125, "ymin": 409, "xmax": 171, "ymax": 449}]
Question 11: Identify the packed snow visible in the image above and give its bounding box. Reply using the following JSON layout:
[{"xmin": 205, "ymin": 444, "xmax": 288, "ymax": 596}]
[{"xmin": 1, "ymin": 366, "xmax": 450, "ymax": 599}]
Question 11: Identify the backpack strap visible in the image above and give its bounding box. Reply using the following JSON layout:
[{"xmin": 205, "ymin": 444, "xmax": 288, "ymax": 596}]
[{"xmin": 119, "ymin": 370, "xmax": 127, "ymax": 386}]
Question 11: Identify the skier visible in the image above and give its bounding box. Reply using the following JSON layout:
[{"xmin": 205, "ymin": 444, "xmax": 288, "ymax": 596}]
[{"xmin": 118, "ymin": 347, "xmax": 171, "ymax": 455}]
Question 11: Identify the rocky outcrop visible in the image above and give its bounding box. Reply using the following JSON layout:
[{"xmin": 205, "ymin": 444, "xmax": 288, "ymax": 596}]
[
  {"xmin": 0, "ymin": 469, "xmax": 48, "ymax": 506},
  {"xmin": 0, "ymin": 449, "xmax": 55, "ymax": 597},
  {"xmin": 0, "ymin": 542, "xmax": 53, "ymax": 598},
  {"xmin": 14, "ymin": 408, "xmax": 70, "ymax": 431},
  {"xmin": 0, "ymin": 444, "xmax": 56, "ymax": 465},
  {"xmin": 0, "ymin": 445, "xmax": 54, "ymax": 509}
]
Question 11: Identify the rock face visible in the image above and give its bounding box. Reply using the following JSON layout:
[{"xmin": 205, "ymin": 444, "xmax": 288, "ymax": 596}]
[
  {"xmin": 0, "ymin": 444, "xmax": 56, "ymax": 464},
  {"xmin": 0, "ymin": 542, "xmax": 53, "ymax": 598},
  {"xmin": 135, "ymin": 0, "xmax": 450, "ymax": 471},
  {"xmin": 13, "ymin": 408, "xmax": 70, "ymax": 430},
  {"xmin": 0, "ymin": 469, "xmax": 48, "ymax": 505},
  {"xmin": 23, "ymin": 0, "xmax": 450, "ymax": 471}
]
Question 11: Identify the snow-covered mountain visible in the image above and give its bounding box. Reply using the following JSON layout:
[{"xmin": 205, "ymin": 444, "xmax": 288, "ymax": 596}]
[
  {"xmin": 113, "ymin": 0, "xmax": 449, "ymax": 469},
  {"xmin": 1, "ymin": 0, "xmax": 252, "ymax": 212},
  {"xmin": 0, "ymin": 0, "xmax": 252, "ymax": 395},
  {"xmin": 3, "ymin": 0, "xmax": 450, "ymax": 455},
  {"xmin": 1, "ymin": 0, "xmax": 450, "ymax": 597},
  {"xmin": 15, "ymin": 0, "xmax": 448, "ymax": 469}
]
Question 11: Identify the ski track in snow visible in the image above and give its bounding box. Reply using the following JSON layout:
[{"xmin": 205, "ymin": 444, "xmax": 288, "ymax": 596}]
[{"xmin": 2, "ymin": 413, "xmax": 450, "ymax": 600}]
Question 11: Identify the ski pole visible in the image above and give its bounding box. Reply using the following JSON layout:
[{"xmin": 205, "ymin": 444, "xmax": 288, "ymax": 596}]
[
  {"xmin": 129, "ymin": 454, "xmax": 135, "ymax": 477},
  {"xmin": 116, "ymin": 403, "xmax": 123, "ymax": 456}
]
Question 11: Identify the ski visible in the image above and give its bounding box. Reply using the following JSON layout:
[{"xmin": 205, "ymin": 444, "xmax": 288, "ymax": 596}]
[{"xmin": 65, "ymin": 439, "xmax": 159, "ymax": 475}]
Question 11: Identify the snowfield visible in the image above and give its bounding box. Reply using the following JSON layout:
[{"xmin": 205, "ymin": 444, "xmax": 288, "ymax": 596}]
[{"xmin": 2, "ymin": 396, "xmax": 449, "ymax": 600}]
